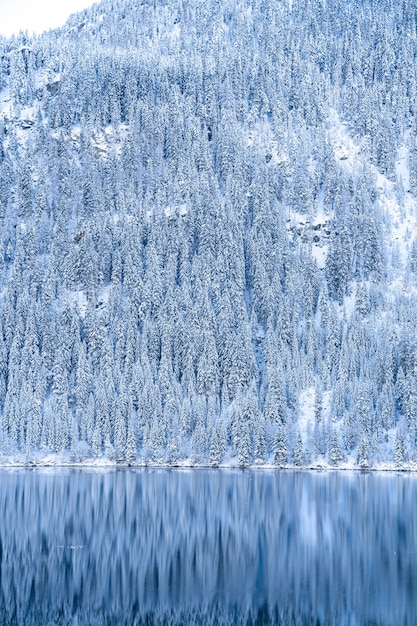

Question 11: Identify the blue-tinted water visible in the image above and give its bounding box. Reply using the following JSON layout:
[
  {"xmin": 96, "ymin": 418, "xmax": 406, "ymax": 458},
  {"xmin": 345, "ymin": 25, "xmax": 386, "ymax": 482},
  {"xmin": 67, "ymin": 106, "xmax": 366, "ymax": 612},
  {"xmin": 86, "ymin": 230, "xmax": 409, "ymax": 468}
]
[{"xmin": 0, "ymin": 468, "xmax": 415, "ymax": 625}]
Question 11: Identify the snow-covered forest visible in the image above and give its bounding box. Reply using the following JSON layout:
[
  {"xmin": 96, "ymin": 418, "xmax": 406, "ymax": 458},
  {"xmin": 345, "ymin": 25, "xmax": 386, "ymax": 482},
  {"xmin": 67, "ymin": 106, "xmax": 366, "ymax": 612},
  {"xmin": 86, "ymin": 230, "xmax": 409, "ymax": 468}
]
[{"xmin": 0, "ymin": 0, "xmax": 416, "ymax": 467}]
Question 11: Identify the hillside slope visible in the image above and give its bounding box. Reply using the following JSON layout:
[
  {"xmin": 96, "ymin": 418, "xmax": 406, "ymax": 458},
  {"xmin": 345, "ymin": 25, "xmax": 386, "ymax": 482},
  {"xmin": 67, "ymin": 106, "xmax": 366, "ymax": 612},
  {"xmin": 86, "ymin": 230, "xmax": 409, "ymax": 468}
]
[{"xmin": 1, "ymin": 0, "xmax": 417, "ymax": 468}]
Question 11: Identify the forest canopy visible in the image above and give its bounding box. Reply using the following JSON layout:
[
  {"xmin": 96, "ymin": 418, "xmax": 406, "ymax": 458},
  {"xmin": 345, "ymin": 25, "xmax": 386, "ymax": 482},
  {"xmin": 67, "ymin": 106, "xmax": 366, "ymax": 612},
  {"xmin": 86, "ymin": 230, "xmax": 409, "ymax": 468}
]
[{"xmin": 0, "ymin": 0, "xmax": 416, "ymax": 468}]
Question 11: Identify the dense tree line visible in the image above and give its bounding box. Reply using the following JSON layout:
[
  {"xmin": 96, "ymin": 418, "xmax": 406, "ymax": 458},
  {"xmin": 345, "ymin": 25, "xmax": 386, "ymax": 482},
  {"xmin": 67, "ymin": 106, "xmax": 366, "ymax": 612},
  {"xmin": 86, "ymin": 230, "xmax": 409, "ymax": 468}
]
[{"xmin": 0, "ymin": 0, "xmax": 416, "ymax": 466}]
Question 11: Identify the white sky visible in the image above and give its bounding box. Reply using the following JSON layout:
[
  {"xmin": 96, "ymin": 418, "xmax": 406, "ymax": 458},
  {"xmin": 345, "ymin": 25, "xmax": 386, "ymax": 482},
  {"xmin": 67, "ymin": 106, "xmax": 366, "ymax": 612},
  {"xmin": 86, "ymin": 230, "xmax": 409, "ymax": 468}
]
[{"xmin": 0, "ymin": 0, "xmax": 97, "ymax": 38}]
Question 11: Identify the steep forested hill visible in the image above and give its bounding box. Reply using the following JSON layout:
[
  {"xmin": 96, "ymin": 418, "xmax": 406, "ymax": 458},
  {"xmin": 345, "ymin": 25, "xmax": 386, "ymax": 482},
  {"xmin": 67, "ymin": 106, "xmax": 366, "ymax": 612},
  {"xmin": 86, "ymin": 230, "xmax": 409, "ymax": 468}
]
[{"xmin": 1, "ymin": 0, "xmax": 417, "ymax": 467}]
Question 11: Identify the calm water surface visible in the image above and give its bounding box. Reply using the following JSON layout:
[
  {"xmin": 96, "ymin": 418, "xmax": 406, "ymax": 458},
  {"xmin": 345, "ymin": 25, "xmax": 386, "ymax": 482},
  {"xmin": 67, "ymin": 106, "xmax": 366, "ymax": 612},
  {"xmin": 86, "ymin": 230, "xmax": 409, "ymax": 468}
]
[{"xmin": 0, "ymin": 468, "xmax": 415, "ymax": 625}]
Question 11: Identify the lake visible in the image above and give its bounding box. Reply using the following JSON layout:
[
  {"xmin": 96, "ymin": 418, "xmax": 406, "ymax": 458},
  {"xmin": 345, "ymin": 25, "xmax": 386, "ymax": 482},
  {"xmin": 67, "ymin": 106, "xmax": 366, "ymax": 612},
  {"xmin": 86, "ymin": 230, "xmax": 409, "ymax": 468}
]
[{"xmin": 0, "ymin": 468, "xmax": 415, "ymax": 625}]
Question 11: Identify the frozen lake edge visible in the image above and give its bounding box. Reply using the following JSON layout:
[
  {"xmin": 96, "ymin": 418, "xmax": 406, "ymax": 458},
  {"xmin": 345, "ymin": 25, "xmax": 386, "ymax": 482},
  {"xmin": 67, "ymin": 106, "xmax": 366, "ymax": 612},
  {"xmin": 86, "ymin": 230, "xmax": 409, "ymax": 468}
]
[{"xmin": 0, "ymin": 458, "xmax": 415, "ymax": 473}]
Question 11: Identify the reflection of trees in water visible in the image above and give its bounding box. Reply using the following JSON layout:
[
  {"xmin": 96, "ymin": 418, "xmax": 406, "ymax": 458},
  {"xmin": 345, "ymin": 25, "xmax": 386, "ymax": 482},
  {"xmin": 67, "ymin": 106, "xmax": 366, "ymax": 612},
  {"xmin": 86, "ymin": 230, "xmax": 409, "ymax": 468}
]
[
  {"xmin": 0, "ymin": 604, "xmax": 327, "ymax": 625},
  {"xmin": 0, "ymin": 470, "xmax": 416, "ymax": 625}
]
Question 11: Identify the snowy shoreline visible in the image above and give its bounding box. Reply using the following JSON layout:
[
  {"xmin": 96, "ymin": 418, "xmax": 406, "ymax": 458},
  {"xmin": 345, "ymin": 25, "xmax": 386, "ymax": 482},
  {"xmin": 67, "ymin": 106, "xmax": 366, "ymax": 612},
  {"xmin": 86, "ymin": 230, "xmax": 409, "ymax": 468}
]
[{"xmin": 0, "ymin": 458, "xmax": 415, "ymax": 473}]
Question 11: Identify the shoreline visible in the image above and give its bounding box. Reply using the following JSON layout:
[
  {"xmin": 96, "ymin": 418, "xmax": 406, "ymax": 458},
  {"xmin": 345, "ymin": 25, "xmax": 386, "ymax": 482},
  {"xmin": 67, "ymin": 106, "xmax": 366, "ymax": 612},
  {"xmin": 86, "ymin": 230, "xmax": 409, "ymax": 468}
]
[{"xmin": 0, "ymin": 459, "xmax": 415, "ymax": 473}]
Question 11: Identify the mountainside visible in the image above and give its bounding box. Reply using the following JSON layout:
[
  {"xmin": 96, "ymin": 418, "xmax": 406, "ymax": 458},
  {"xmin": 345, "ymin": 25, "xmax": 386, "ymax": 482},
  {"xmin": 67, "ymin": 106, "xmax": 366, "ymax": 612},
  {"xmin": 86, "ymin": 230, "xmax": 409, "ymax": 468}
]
[{"xmin": 1, "ymin": 0, "xmax": 417, "ymax": 468}]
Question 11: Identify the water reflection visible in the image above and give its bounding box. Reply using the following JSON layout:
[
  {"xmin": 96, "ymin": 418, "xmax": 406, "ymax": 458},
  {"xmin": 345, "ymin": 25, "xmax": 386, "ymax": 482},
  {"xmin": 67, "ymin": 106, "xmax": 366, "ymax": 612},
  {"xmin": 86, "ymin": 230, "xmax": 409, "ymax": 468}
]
[{"xmin": 0, "ymin": 469, "xmax": 415, "ymax": 625}]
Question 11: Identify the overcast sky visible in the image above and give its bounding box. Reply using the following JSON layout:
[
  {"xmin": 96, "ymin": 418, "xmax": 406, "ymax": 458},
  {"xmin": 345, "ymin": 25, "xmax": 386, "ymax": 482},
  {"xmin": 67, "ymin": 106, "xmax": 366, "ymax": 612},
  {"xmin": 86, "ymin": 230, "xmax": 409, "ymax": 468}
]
[{"xmin": 0, "ymin": 0, "xmax": 97, "ymax": 37}]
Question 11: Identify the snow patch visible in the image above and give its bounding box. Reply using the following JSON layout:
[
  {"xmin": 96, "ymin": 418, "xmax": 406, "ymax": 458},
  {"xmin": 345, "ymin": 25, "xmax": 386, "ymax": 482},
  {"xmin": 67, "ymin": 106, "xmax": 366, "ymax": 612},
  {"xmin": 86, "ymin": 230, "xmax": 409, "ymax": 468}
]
[
  {"xmin": 396, "ymin": 144, "xmax": 410, "ymax": 192},
  {"xmin": 342, "ymin": 292, "xmax": 356, "ymax": 319},
  {"xmin": 165, "ymin": 204, "xmax": 188, "ymax": 219},
  {"xmin": 298, "ymin": 386, "xmax": 315, "ymax": 446},
  {"xmin": 311, "ymin": 244, "xmax": 327, "ymax": 270},
  {"xmin": 70, "ymin": 290, "xmax": 88, "ymax": 318},
  {"xmin": 246, "ymin": 118, "xmax": 288, "ymax": 166},
  {"xmin": 287, "ymin": 212, "xmax": 330, "ymax": 265},
  {"xmin": 0, "ymin": 86, "xmax": 11, "ymax": 119},
  {"xmin": 327, "ymin": 108, "xmax": 364, "ymax": 172},
  {"xmin": 170, "ymin": 24, "xmax": 181, "ymax": 40},
  {"xmin": 20, "ymin": 106, "xmax": 36, "ymax": 129},
  {"xmin": 96, "ymin": 284, "xmax": 111, "ymax": 314}
]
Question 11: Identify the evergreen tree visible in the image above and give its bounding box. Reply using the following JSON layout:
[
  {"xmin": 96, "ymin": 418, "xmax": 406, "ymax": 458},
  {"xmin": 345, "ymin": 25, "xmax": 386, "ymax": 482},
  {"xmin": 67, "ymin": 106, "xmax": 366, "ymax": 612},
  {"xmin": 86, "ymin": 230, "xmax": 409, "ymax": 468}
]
[
  {"xmin": 356, "ymin": 436, "xmax": 370, "ymax": 469},
  {"xmin": 209, "ymin": 419, "xmax": 227, "ymax": 467},
  {"xmin": 273, "ymin": 423, "xmax": 288, "ymax": 466},
  {"xmin": 329, "ymin": 427, "xmax": 343, "ymax": 466},
  {"xmin": 237, "ymin": 419, "xmax": 252, "ymax": 468},
  {"xmin": 126, "ymin": 419, "xmax": 137, "ymax": 465},
  {"xmin": 293, "ymin": 431, "xmax": 304, "ymax": 467},
  {"xmin": 394, "ymin": 429, "xmax": 406, "ymax": 467}
]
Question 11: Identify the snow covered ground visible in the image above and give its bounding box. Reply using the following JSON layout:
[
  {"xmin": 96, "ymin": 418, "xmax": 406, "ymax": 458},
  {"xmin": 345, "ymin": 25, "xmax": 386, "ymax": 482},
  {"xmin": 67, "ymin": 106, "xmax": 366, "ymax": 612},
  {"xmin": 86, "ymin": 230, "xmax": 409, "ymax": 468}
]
[{"xmin": 0, "ymin": 452, "xmax": 415, "ymax": 472}]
